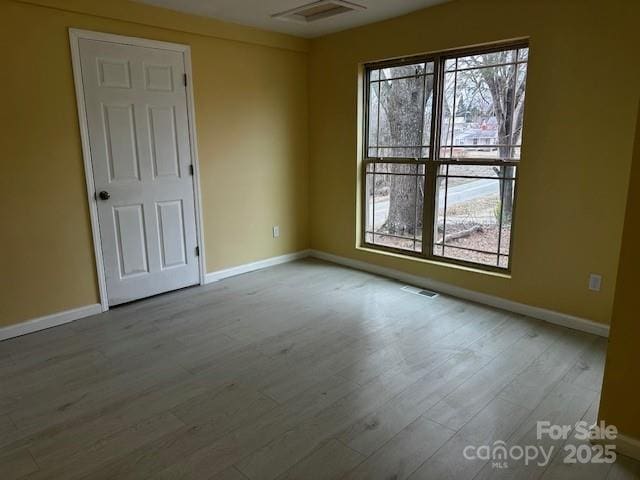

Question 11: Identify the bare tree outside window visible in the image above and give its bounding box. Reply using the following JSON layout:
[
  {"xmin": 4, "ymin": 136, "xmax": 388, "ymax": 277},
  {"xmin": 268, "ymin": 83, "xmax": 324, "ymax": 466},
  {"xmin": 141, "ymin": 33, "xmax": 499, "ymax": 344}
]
[
  {"xmin": 363, "ymin": 44, "xmax": 528, "ymax": 270},
  {"xmin": 366, "ymin": 62, "xmax": 433, "ymax": 250}
]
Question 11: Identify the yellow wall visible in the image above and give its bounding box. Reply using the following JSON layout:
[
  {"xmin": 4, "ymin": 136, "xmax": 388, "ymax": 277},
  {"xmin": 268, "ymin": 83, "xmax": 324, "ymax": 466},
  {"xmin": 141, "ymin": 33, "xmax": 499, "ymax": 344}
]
[
  {"xmin": 598, "ymin": 100, "xmax": 640, "ymax": 440},
  {"xmin": 2, "ymin": 0, "xmax": 640, "ymax": 330},
  {"xmin": 308, "ymin": 0, "xmax": 640, "ymax": 325},
  {"xmin": 0, "ymin": 0, "xmax": 309, "ymax": 327}
]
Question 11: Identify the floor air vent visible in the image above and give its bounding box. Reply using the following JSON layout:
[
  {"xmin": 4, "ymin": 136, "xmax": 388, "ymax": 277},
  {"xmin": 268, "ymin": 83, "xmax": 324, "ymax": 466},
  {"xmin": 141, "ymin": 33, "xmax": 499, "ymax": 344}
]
[
  {"xmin": 401, "ymin": 285, "xmax": 439, "ymax": 298},
  {"xmin": 271, "ymin": 0, "xmax": 366, "ymax": 23}
]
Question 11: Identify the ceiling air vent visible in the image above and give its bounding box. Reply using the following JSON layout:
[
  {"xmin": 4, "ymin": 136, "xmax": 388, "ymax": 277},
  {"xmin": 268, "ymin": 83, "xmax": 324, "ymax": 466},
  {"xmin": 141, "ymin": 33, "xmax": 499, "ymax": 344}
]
[{"xmin": 272, "ymin": 0, "xmax": 366, "ymax": 23}]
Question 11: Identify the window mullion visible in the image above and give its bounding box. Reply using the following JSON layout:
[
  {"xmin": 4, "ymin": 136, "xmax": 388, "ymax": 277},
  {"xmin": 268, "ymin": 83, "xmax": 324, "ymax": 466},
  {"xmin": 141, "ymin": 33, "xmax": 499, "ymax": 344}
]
[
  {"xmin": 423, "ymin": 55, "xmax": 445, "ymax": 260},
  {"xmin": 375, "ymin": 76, "xmax": 381, "ymax": 158},
  {"xmin": 423, "ymin": 162, "xmax": 438, "ymax": 259},
  {"xmin": 417, "ymin": 61, "xmax": 428, "ymax": 160}
]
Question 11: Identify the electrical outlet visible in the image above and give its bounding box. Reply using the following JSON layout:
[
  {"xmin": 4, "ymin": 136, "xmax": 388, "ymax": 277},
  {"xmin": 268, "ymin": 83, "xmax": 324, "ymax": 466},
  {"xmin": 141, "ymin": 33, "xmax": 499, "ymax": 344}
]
[
  {"xmin": 272, "ymin": 225, "xmax": 280, "ymax": 238},
  {"xmin": 588, "ymin": 274, "xmax": 602, "ymax": 292}
]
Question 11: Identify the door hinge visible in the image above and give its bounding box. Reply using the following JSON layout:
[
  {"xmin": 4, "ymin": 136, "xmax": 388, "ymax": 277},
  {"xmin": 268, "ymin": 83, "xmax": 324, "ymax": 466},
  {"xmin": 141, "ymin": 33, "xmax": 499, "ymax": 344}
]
[
  {"xmin": 189, "ymin": 164, "xmax": 194, "ymax": 175},
  {"xmin": 195, "ymin": 246, "xmax": 200, "ymax": 257},
  {"xmin": 183, "ymin": 73, "xmax": 187, "ymax": 87}
]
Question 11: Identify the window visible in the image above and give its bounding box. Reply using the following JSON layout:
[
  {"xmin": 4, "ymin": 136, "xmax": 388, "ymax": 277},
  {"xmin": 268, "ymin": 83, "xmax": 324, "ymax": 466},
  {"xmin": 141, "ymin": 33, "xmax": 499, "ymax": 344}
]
[{"xmin": 363, "ymin": 43, "xmax": 528, "ymax": 271}]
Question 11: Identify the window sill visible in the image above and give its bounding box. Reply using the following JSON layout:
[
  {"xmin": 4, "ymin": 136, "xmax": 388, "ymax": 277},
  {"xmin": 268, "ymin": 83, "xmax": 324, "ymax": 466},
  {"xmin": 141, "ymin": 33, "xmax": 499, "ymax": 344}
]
[{"xmin": 355, "ymin": 245, "xmax": 512, "ymax": 279}]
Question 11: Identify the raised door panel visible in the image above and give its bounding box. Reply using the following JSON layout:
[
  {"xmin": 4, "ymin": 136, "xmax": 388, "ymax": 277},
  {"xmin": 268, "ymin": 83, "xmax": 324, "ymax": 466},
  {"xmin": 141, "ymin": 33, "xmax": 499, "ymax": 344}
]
[
  {"xmin": 144, "ymin": 64, "xmax": 174, "ymax": 92},
  {"xmin": 97, "ymin": 58, "xmax": 132, "ymax": 89},
  {"xmin": 156, "ymin": 200, "xmax": 187, "ymax": 269},
  {"xmin": 113, "ymin": 204, "xmax": 149, "ymax": 278},
  {"xmin": 102, "ymin": 104, "xmax": 140, "ymax": 182},
  {"xmin": 148, "ymin": 106, "xmax": 180, "ymax": 178}
]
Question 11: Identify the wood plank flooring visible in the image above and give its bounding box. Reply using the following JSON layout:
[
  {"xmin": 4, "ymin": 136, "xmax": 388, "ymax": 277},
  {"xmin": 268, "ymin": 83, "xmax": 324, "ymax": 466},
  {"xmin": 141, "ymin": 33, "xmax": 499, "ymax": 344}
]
[{"xmin": 0, "ymin": 258, "xmax": 637, "ymax": 479}]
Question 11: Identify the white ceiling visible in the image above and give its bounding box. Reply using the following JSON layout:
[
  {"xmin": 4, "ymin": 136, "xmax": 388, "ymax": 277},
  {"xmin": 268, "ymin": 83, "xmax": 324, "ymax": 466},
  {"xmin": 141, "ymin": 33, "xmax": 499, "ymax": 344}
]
[{"xmin": 130, "ymin": 0, "xmax": 450, "ymax": 38}]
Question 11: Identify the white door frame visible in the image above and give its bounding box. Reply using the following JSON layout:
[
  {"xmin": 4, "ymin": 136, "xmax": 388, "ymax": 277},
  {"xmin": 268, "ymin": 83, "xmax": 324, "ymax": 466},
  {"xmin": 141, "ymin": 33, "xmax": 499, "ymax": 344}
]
[{"xmin": 69, "ymin": 28, "xmax": 207, "ymax": 312}]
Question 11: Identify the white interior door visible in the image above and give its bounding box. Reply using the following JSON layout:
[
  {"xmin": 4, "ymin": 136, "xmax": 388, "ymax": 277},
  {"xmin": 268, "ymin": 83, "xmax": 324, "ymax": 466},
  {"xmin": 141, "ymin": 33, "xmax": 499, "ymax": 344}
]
[{"xmin": 79, "ymin": 38, "xmax": 200, "ymax": 306}]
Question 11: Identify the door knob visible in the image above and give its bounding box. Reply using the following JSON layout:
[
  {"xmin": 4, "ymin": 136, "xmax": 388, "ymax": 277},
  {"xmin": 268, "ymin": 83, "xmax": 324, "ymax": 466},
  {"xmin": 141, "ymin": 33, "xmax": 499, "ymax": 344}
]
[{"xmin": 98, "ymin": 191, "xmax": 110, "ymax": 200}]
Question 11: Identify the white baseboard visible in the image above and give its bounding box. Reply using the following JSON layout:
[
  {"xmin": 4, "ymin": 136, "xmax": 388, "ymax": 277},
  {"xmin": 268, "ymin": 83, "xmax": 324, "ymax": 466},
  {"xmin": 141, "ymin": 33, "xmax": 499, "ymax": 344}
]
[
  {"xmin": 0, "ymin": 304, "xmax": 102, "ymax": 342},
  {"xmin": 205, "ymin": 250, "xmax": 311, "ymax": 284},
  {"xmin": 1, "ymin": 249, "xmax": 609, "ymax": 341},
  {"xmin": 309, "ymin": 249, "xmax": 610, "ymax": 338},
  {"xmin": 614, "ymin": 433, "xmax": 640, "ymax": 461},
  {"xmin": 1, "ymin": 250, "xmax": 308, "ymax": 342}
]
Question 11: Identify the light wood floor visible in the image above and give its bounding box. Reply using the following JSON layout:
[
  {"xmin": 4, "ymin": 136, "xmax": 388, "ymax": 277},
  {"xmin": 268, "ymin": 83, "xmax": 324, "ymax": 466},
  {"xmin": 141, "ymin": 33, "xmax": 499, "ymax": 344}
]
[{"xmin": 1, "ymin": 259, "xmax": 638, "ymax": 479}]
